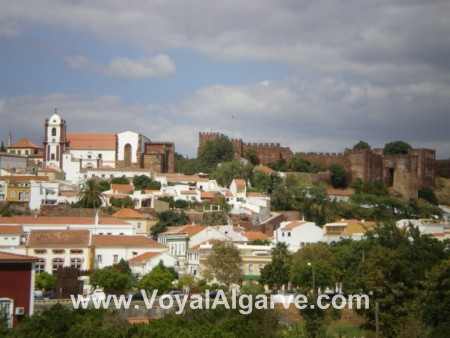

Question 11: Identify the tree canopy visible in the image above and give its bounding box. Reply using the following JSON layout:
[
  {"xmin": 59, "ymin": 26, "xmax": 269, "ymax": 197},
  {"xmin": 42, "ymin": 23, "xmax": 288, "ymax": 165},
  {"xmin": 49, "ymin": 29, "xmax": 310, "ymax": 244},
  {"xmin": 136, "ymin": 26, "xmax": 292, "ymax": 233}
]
[
  {"xmin": 132, "ymin": 175, "xmax": 161, "ymax": 191},
  {"xmin": 353, "ymin": 140, "xmax": 371, "ymax": 151},
  {"xmin": 203, "ymin": 240, "xmax": 242, "ymax": 287},
  {"xmin": 383, "ymin": 140, "xmax": 412, "ymax": 155},
  {"xmin": 197, "ymin": 135, "xmax": 235, "ymax": 173},
  {"xmin": 77, "ymin": 179, "xmax": 105, "ymax": 208},
  {"xmin": 138, "ymin": 260, "xmax": 178, "ymax": 294}
]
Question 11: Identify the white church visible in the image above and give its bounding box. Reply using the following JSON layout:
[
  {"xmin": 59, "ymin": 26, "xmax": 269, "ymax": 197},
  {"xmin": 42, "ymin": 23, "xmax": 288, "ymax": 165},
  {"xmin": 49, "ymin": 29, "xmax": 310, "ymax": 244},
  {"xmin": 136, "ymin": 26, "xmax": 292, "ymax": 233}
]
[{"xmin": 43, "ymin": 110, "xmax": 174, "ymax": 182}]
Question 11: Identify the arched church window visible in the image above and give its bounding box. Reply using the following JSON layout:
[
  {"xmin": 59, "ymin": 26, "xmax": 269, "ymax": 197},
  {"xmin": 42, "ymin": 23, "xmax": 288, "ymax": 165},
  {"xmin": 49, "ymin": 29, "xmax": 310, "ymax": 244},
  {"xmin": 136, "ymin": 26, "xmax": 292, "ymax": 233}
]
[
  {"xmin": 51, "ymin": 154, "xmax": 55, "ymax": 160},
  {"xmin": 51, "ymin": 128, "xmax": 57, "ymax": 136}
]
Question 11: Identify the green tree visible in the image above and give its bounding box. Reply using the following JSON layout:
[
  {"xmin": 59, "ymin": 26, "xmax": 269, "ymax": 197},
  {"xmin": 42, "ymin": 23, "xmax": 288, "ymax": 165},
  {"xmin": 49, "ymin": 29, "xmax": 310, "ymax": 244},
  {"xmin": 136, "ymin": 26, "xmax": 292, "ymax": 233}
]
[
  {"xmin": 35, "ymin": 272, "xmax": 57, "ymax": 291},
  {"xmin": 329, "ymin": 163, "xmax": 347, "ymax": 189},
  {"xmin": 150, "ymin": 210, "xmax": 188, "ymax": 240},
  {"xmin": 197, "ymin": 135, "xmax": 235, "ymax": 173},
  {"xmin": 111, "ymin": 176, "xmax": 129, "ymax": 184},
  {"xmin": 250, "ymin": 171, "xmax": 282, "ymax": 194},
  {"xmin": 90, "ymin": 267, "xmax": 131, "ymax": 293},
  {"xmin": 203, "ymin": 241, "xmax": 242, "ymax": 287},
  {"xmin": 353, "ymin": 140, "xmax": 371, "ymax": 151},
  {"xmin": 174, "ymin": 153, "xmax": 200, "ymax": 175},
  {"xmin": 138, "ymin": 260, "xmax": 178, "ymax": 294},
  {"xmin": 0, "ymin": 141, "xmax": 6, "ymax": 152},
  {"xmin": 383, "ymin": 140, "xmax": 412, "ymax": 155},
  {"xmin": 267, "ymin": 159, "xmax": 287, "ymax": 172},
  {"xmin": 244, "ymin": 149, "xmax": 260, "ymax": 165},
  {"xmin": 133, "ymin": 175, "xmax": 161, "ymax": 191},
  {"xmin": 260, "ymin": 242, "xmax": 292, "ymax": 290},
  {"xmin": 77, "ymin": 179, "xmax": 105, "ymax": 208},
  {"xmin": 287, "ymin": 157, "xmax": 311, "ymax": 172},
  {"xmin": 418, "ymin": 186, "xmax": 439, "ymax": 205},
  {"xmin": 109, "ymin": 196, "xmax": 134, "ymax": 208},
  {"xmin": 210, "ymin": 160, "xmax": 253, "ymax": 187},
  {"xmin": 96, "ymin": 180, "xmax": 111, "ymax": 192}
]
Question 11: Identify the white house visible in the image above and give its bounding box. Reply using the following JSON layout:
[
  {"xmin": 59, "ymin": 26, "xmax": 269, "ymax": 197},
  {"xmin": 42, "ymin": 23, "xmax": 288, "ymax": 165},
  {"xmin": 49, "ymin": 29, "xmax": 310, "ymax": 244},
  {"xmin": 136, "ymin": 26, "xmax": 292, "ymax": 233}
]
[
  {"xmin": 26, "ymin": 229, "xmax": 91, "ymax": 275},
  {"xmin": 0, "ymin": 225, "xmax": 25, "ymax": 255},
  {"xmin": 92, "ymin": 234, "xmax": 167, "ymax": 270},
  {"xmin": 29, "ymin": 181, "xmax": 60, "ymax": 211},
  {"xmin": 274, "ymin": 220, "xmax": 323, "ymax": 252},
  {"xmin": 128, "ymin": 251, "xmax": 179, "ymax": 276}
]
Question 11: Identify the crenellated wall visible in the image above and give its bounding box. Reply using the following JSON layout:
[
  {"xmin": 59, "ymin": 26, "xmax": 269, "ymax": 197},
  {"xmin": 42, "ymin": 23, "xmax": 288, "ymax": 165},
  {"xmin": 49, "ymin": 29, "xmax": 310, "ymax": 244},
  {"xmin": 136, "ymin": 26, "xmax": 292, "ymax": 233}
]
[{"xmin": 198, "ymin": 132, "xmax": 439, "ymax": 198}]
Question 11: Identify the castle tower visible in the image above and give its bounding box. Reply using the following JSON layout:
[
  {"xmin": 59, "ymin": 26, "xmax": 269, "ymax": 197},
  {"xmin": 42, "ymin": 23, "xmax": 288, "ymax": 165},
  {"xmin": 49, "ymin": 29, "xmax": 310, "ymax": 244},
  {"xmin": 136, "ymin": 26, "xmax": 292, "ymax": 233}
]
[{"xmin": 43, "ymin": 108, "xmax": 67, "ymax": 169}]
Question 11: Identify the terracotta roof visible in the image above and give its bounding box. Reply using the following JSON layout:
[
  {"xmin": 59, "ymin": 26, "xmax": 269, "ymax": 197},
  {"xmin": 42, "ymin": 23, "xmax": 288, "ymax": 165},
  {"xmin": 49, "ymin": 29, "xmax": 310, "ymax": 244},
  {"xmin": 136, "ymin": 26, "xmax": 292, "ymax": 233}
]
[
  {"xmin": 164, "ymin": 174, "xmax": 209, "ymax": 183},
  {"xmin": 160, "ymin": 224, "xmax": 208, "ymax": 237},
  {"xmin": 0, "ymin": 251, "xmax": 39, "ymax": 262},
  {"xmin": 226, "ymin": 192, "xmax": 233, "ymax": 197},
  {"xmin": 28, "ymin": 229, "xmax": 90, "ymax": 247},
  {"xmin": 253, "ymin": 165, "xmax": 275, "ymax": 174},
  {"xmin": 181, "ymin": 190, "xmax": 197, "ymax": 195},
  {"xmin": 92, "ymin": 235, "xmax": 165, "ymax": 247},
  {"xmin": 327, "ymin": 189, "xmax": 355, "ymax": 196},
  {"xmin": 112, "ymin": 208, "xmax": 147, "ymax": 219},
  {"xmin": 8, "ymin": 139, "xmax": 42, "ymax": 149},
  {"xmin": 200, "ymin": 191, "xmax": 215, "ymax": 199},
  {"xmin": 111, "ymin": 184, "xmax": 133, "ymax": 193},
  {"xmin": 233, "ymin": 179, "xmax": 246, "ymax": 187},
  {"xmin": 0, "ymin": 216, "xmax": 130, "ymax": 226},
  {"xmin": 0, "ymin": 175, "xmax": 49, "ymax": 182},
  {"xmin": 128, "ymin": 251, "xmax": 164, "ymax": 263},
  {"xmin": 281, "ymin": 221, "xmax": 307, "ymax": 230},
  {"xmin": 245, "ymin": 231, "xmax": 269, "ymax": 240},
  {"xmin": 66, "ymin": 133, "xmax": 116, "ymax": 150},
  {"xmin": 0, "ymin": 225, "xmax": 23, "ymax": 234}
]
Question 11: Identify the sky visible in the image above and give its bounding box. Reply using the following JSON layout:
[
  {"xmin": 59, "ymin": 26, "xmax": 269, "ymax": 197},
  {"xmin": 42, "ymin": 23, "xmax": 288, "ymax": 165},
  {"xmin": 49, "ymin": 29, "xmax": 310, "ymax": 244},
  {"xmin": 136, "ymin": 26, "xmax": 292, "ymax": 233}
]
[{"xmin": 1, "ymin": 0, "xmax": 449, "ymax": 159}]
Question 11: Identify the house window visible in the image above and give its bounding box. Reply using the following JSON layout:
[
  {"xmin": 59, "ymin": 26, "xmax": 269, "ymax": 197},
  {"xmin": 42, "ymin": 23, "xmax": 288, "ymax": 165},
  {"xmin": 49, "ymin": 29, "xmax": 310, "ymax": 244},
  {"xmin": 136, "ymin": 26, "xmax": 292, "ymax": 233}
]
[
  {"xmin": 51, "ymin": 127, "xmax": 57, "ymax": 136},
  {"xmin": 137, "ymin": 222, "xmax": 141, "ymax": 229},
  {"xmin": 96, "ymin": 255, "xmax": 102, "ymax": 263},
  {"xmin": 248, "ymin": 264, "xmax": 254, "ymax": 274},
  {"xmin": 70, "ymin": 258, "xmax": 82, "ymax": 269},
  {"xmin": 25, "ymin": 150, "xmax": 29, "ymax": 155},
  {"xmin": 288, "ymin": 232, "xmax": 291, "ymax": 237},
  {"xmin": 70, "ymin": 249, "xmax": 83, "ymax": 254},
  {"xmin": 113, "ymin": 255, "xmax": 118, "ymax": 264},
  {"xmin": 36, "ymin": 259, "xmax": 46, "ymax": 274},
  {"xmin": 258, "ymin": 264, "xmax": 264, "ymax": 273},
  {"xmin": 281, "ymin": 232, "xmax": 284, "ymax": 237},
  {"xmin": 51, "ymin": 154, "xmax": 55, "ymax": 160},
  {"xmin": 17, "ymin": 150, "xmax": 21, "ymax": 155},
  {"xmin": 10, "ymin": 191, "xmax": 15, "ymax": 198},
  {"xmin": 34, "ymin": 249, "xmax": 47, "ymax": 254},
  {"xmin": 53, "ymin": 249, "xmax": 65, "ymax": 254},
  {"xmin": 52, "ymin": 258, "xmax": 64, "ymax": 274}
]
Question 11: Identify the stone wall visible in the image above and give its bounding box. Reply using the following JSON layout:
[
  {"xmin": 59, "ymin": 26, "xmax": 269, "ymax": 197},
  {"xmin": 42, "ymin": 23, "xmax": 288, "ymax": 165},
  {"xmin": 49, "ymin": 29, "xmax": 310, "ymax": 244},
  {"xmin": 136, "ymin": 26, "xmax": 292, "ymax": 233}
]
[{"xmin": 435, "ymin": 159, "xmax": 450, "ymax": 177}]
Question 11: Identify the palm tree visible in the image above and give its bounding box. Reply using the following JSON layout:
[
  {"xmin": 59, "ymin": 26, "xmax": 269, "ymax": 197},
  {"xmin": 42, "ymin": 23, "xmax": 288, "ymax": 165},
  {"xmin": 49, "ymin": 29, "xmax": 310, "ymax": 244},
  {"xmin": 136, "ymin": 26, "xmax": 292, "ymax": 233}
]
[{"xmin": 77, "ymin": 179, "xmax": 105, "ymax": 208}]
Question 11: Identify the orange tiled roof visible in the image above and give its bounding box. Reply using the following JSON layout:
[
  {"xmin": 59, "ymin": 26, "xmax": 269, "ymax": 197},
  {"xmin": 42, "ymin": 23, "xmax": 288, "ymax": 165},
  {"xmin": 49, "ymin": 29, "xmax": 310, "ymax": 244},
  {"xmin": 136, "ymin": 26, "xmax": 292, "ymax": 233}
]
[
  {"xmin": 246, "ymin": 192, "xmax": 267, "ymax": 197},
  {"xmin": 181, "ymin": 190, "xmax": 197, "ymax": 195},
  {"xmin": 200, "ymin": 191, "xmax": 215, "ymax": 199},
  {"xmin": 128, "ymin": 251, "xmax": 164, "ymax": 263},
  {"xmin": 160, "ymin": 224, "xmax": 208, "ymax": 237},
  {"xmin": 92, "ymin": 235, "xmax": 165, "ymax": 247},
  {"xmin": 253, "ymin": 165, "xmax": 275, "ymax": 174},
  {"xmin": 28, "ymin": 229, "xmax": 90, "ymax": 247},
  {"xmin": 281, "ymin": 221, "xmax": 307, "ymax": 230},
  {"xmin": 112, "ymin": 208, "xmax": 147, "ymax": 219},
  {"xmin": 245, "ymin": 231, "xmax": 269, "ymax": 240},
  {"xmin": 66, "ymin": 133, "xmax": 116, "ymax": 150},
  {"xmin": 0, "ymin": 216, "xmax": 130, "ymax": 226},
  {"xmin": 0, "ymin": 251, "xmax": 39, "ymax": 262},
  {"xmin": 8, "ymin": 139, "xmax": 42, "ymax": 149},
  {"xmin": 327, "ymin": 189, "xmax": 355, "ymax": 196},
  {"xmin": 0, "ymin": 225, "xmax": 22, "ymax": 234},
  {"xmin": 233, "ymin": 179, "xmax": 246, "ymax": 187},
  {"xmin": 111, "ymin": 184, "xmax": 133, "ymax": 193}
]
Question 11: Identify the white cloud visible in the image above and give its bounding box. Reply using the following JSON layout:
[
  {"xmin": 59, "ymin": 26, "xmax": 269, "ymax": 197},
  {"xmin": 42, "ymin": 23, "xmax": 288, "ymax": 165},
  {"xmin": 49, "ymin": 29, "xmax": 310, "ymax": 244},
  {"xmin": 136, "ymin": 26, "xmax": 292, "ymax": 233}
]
[
  {"xmin": 64, "ymin": 54, "xmax": 175, "ymax": 79},
  {"xmin": 2, "ymin": 74, "xmax": 449, "ymax": 159}
]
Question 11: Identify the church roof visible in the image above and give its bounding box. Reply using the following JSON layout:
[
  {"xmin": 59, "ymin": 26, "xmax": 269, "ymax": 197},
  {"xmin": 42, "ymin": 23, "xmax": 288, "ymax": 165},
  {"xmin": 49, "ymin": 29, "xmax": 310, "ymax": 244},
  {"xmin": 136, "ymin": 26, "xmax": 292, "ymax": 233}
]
[{"xmin": 66, "ymin": 133, "xmax": 116, "ymax": 150}]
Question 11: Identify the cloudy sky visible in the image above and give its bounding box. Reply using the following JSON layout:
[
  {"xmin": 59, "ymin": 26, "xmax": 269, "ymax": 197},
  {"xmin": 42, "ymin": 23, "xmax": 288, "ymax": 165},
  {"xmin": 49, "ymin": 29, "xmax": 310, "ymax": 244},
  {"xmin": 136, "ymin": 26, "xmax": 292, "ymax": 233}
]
[{"xmin": 1, "ymin": 0, "xmax": 449, "ymax": 159}]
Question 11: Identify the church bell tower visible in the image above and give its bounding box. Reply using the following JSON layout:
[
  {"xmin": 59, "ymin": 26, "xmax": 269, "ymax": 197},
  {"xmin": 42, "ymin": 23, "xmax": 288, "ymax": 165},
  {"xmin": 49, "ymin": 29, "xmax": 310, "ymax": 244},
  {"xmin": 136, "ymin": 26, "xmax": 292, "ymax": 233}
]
[{"xmin": 43, "ymin": 108, "xmax": 67, "ymax": 169}]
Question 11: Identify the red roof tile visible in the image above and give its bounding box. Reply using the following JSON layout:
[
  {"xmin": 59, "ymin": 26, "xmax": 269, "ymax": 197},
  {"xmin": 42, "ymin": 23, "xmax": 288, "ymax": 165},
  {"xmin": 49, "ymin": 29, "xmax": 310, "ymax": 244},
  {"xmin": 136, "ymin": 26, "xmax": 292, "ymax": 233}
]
[
  {"xmin": 8, "ymin": 139, "xmax": 42, "ymax": 149},
  {"xmin": 281, "ymin": 221, "xmax": 307, "ymax": 230},
  {"xmin": 66, "ymin": 133, "xmax": 116, "ymax": 150},
  {"xmin": 112, "ymin": 208, "xmax": 147, "ymax": 219},
  {"xmin": 28, "ymin": 229, "xmax": 90, "ymax": 247},
  {"xmin": 0, "ymin": 216, "xmax": 130, "ymax": 226},
  {"xmin": 0, "ymin": 251, "xmax": 39, "ymax": 262},
  {"xmin": 245, "ymin": 231, "xmax": 269, "ymax": 240},
  {"xmin": 160, "ymin": 224, "xmax": 208, "ymax": 237},
  {"xmin": 0, "ymin": 225, "xmax": 22, "ymax": 234},
  {"xmin": 111, "ymin": 184, "xmax": 133, "ymax": 193},
  {"xmin": 92, "ymin": 235, "xmax": 165, "ymax": 247},
  {"xmin": 128, "ymin": 251, "xmax": 164, "ymax": 263},
  {"xmin": 233, "ymin": 179, "xmax": 246, "ymax": 187}
]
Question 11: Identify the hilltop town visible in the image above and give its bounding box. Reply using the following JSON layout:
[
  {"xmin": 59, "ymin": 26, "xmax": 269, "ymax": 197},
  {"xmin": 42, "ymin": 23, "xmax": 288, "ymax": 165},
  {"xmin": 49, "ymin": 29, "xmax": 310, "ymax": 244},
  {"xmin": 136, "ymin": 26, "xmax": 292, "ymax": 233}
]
[{"xmin": 1, "ymin": 110, "xmax": 450, "ymax": 336}]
